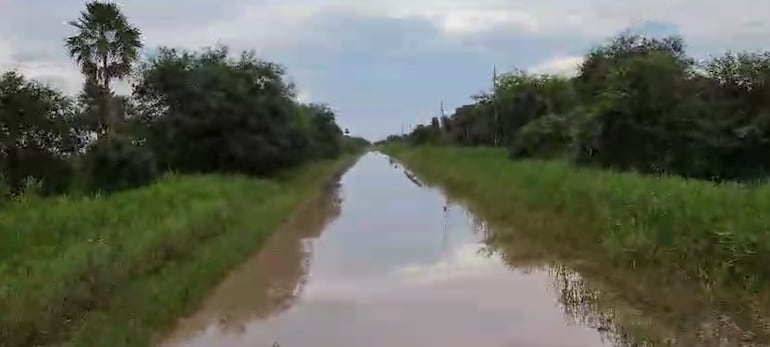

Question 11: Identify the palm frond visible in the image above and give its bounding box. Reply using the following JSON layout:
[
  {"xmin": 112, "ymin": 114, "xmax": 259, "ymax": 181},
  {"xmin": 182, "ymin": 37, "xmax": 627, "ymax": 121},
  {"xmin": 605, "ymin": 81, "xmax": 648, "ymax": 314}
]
[{"xmin": 64, "ymin": 1, "xmax": 143, "ymax": 88}]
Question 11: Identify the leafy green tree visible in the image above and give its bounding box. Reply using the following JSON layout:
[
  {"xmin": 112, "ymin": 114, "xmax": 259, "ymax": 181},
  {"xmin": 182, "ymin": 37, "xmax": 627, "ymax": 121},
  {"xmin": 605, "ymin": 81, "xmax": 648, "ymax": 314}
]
[
  {"xmin": 409, "ymin": 124, "xmax": 435, "ymax": 145},
  {"xmin": 134, "ymin": 47, "xmax": 322, "ymax": 175},
  {"xmin": 575, "ymin": 34, "xmax": 689, "ymax": 103},
  {"xmin": 510, "ymin": 114, "xmax": 572, "ymax": 159},
  {"xmin": 441, "ymin": 104, "xmax": 487, "ymax": 146},
  {"xmin": 302, "ymin": 104, "xmax": 344, "ymax": 159},
  {"xmin": 0, "ymin": 72, "xmax": 79, "ymax": 193},
  {"xmin": 494, "ymin": 71, "xmax": 577, "ymax": 145},
  {"xmin": 573, "ymin": 50, "xmax": 697, "ymax": 173},
  {"xmin": 83, "ymin": 136, "xmax": 158, "ymax": 193}
]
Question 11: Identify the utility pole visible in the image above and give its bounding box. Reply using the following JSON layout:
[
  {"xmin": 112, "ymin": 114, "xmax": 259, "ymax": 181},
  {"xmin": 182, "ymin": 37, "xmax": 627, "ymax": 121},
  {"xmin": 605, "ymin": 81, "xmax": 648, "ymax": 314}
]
[{"xmin": 493, "ymin": 65, "xmax": 500, "ymax": 146}]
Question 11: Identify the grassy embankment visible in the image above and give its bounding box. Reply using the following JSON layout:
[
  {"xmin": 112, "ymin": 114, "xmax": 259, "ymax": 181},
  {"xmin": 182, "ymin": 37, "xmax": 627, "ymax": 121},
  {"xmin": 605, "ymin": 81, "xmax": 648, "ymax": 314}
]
[
  {"xmin": 386, "ymin": 145, "xmax": 770, "ymax": 344},
  {"xmin": 0, "ymin": 154, "xmax": 357, "ymax": 347},
  {"xmin": 385, "ymin": 145, "xmax": 770, "ymax": 290}
]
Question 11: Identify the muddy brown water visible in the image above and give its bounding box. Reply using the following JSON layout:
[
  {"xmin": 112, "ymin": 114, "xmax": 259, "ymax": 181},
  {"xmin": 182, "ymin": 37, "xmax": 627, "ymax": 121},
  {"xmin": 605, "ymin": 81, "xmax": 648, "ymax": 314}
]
[{"xmin": 159, "ymin": 152, "xmax": 763, "ymax": 347}]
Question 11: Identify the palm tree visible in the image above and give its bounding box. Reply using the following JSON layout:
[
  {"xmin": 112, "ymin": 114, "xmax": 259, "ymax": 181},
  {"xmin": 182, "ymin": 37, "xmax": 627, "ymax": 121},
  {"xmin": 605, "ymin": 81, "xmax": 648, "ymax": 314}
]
[
  {"xmin": 65, "ymin": 1, "xmax": 141, "ymax": 134},
  {"xmin": 66, "ymin": 1, "xmax": 142, "ymax": 91}
]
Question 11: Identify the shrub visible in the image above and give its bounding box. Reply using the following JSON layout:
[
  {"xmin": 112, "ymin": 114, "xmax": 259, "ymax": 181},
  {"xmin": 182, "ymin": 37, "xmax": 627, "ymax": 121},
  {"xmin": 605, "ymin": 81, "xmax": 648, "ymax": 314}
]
[
  {"xmin": 135, "ymin": 47, "xmax": 331, "ymax": 176},
  {"xmin": 84, "ymin": 136, "xmax": 158, "ymax": 193},
  {"xmin": 509, "ymin": 114, "xmax": 572, "ymax": 159},
  {"xmin": 0, "ymin": 71, "xmax": 80, "ymax": 194}
]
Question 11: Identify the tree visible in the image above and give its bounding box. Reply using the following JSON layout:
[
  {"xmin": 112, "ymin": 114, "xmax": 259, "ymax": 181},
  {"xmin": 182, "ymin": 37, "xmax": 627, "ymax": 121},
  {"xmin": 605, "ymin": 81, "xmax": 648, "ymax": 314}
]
[
  {"xmin": 0, "ymin": 72, "xmax": 80, "ymax": 193},
  {"xmin": 302, "ymin": 103, "xmax": 344, "ymax": 159},
  {"xmin": 66, "ymin": 1, "xmax": 142, "ymax": 90},
  {"xmin": 134, "ymin": 47, "xmax": 327, "ymax": 175},
  {"xmin": 83, "ymin": 135, "xmax": 158, "ymax": 193},
  {"xmin": 575, "ymin": 34, "xmax": 689, "ymax": 103},
  {"xmin": 65, "ymin": 1, "xmax": 142, "ymax": 133},
  {"xmin": 572, "ymin": 50, "xmax": 698, "ymax": 174},
  {"xmin": 510, "ymin": 114, "xmax": 572, "ymax": 159}
]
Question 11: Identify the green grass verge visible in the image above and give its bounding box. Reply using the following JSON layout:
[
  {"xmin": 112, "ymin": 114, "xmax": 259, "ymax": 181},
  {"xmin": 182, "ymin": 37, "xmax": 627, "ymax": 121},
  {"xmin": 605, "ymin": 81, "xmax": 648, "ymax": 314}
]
[
  {"xmin": 384, "ymin": 145, "xmax": 770, "ymax": 290},
  {"xmin": 0, "ymin": 154, "xmax": 358, "ymax": 347},
  {"xmin": 385, "ymin": 145, "xmax": 770, "ymax": 344}
]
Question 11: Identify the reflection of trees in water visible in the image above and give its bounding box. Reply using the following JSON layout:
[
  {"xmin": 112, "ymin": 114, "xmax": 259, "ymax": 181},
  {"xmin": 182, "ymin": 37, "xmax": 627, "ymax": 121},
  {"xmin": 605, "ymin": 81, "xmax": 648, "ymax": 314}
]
[
  {"xmin": 467, "ymin": 209, "xmax": 493, "ymax": 242},
  {"xmin": 282, "ymin": 182, "xmax": 343, "ymax": 311},
  {"xmin": 548, "ymin": 264, "xmax": 764, "ymax": 347},
  {"xmin": 385, "ymin": 169, "xmax": 767, "ymax": 346},
  {"xmin": 170, "ymin": 182, "xmax": 344, "ymax": 340},
  {"xmin": 476, "ymin": 213, "xmax": 763, "ymax": 347},
  {"xmin": 550, "ymin": 265, "xmax": 661, "ymax": 347}
]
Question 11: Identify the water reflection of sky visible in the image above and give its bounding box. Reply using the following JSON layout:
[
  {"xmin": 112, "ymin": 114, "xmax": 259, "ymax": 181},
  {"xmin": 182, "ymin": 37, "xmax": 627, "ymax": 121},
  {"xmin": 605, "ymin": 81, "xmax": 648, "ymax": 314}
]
[{"xmin": 162, "ymin": 153, "xmax": 611, "ymax": 347}]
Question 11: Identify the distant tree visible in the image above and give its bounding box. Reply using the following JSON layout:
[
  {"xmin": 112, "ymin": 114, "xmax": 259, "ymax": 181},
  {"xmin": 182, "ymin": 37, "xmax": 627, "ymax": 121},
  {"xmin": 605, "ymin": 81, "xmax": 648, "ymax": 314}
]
[
  {"xmin": 510, "ymin": 114, "xmax": 572, "ymax": 159},
  {"xmin": 303, "ymin": 103, "xmax": 344, "ymax": 159},
  {"xmin": 440, "ymin": 115, "xmax": 451, "ymax": 133},
  {"xmin": 342, "ymin": 135, "xmax": 370, "ymax": 152},
  {"xmin": 430, "ymin": 117, "xmax": 441, "ymax": 130},
  {"xmin": 394, "ymin": 33, "xmax": 770, "ymax": 182}
]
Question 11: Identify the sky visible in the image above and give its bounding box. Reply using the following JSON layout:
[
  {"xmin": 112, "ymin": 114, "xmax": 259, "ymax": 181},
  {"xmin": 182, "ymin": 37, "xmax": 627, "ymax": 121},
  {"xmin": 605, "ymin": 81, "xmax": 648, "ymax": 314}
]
[{"xmin": 2, "ymin": 1, "xmax": 770, "ymax": 140}]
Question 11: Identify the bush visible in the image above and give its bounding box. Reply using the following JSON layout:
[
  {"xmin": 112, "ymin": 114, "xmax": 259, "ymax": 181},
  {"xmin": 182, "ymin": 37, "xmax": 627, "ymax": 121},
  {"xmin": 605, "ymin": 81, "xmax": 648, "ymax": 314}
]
[
  {"xmin": 509, "ymin": 114, "xmax": 572, "ymax": 159},
  {"xmin": 1, "ymin": 148, "xmax": 75, "ymax": 195},
  {"xmin": 304, "ymin": 104, "xmax": 344, "ymax": 159},
  {"xmin": 84, "ymin": 136, "xmax": 158, "ymax": 193},
  {"xmin": 135, "ymin": 47, "xmax": 332, "ymax": 176},
  {"xmin": 342, "ymin": 136, "xmax": 370, "ymax": 153},
  {"xmin": 0, "ymin": 71, "xmax": 80, "ymax": 195}
]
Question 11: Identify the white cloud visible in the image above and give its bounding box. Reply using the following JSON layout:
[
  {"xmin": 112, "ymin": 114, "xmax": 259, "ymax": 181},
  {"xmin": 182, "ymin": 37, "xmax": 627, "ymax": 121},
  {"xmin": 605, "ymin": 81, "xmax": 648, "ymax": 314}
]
[
  {"xmin": 129, "ymin": 2, "xmax": 322, "ymax": 51},
  {"xmin": 529, "ymin": 56, "xmax": 584, "ymax": 76},
  {"xmin": 0, "ymin": 34, "xmax": 81, "ymax": 90},
  {"xmin": 289, "ymin": 0, "xmax": 770, "ymax": 43},
  {"xmin": 0, "ymin": 38, "xmax": 11, "ymax": 68},
  {"xmin": 3, "ymin": 0, "xmax": 770, "ymax": 97},
  {"xmin": 428, "ymin": 9, "xmax": 540, "ymax": 36}
]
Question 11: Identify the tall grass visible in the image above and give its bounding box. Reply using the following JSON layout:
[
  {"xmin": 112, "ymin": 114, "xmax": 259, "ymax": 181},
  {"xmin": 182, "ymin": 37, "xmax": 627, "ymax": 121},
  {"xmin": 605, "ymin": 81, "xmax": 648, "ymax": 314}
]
[
  {"xmin": 0, "ymin": 155, "xmax": 356, "ymax": 347},
  {"xmin": 385, "ymin": 145, "xmax": 770, "ymax": 290}
]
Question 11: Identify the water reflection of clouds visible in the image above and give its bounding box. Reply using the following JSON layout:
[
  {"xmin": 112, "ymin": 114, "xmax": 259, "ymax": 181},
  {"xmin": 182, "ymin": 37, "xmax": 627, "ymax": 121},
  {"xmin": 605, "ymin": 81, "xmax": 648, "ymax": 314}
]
[
  {"xmin": 306, "ymin": 160, "xmax": 476, "ymax": 278},
  {"xmin": 303, "ymin": 241, "xmax": 503, "ymax": 301},
  {"xmin": 396, "ymin": 243, "xmax": 503, "ymax": 284}
]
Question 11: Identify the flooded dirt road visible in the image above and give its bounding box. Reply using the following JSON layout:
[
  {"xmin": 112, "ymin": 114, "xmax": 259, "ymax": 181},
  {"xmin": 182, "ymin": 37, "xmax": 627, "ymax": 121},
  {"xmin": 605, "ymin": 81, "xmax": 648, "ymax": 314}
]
[{"xmin": 159, "ymin": 152, "xmax": 758, "ymax": 347}]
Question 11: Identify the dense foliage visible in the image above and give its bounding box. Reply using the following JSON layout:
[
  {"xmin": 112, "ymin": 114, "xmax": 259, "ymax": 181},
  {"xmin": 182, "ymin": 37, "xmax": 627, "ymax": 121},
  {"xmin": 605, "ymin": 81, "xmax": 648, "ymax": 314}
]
[
  {"xmin": 0, "ymin": 1, "xmax": 362, "ymax": 197},
  {"xmin": 399, "ymin": 34, "xmax": 770, "ymax": 181},
  {"xmin": 83, "ymin": 136, "xmax": 158, "ymax": 193},
  {"xmin": 0, "ymin": 72, "xmax": 81, "ymax": 194},
  {"xmin": 133, "ymin": 47, "xmax": 343, "ymax": 175}
]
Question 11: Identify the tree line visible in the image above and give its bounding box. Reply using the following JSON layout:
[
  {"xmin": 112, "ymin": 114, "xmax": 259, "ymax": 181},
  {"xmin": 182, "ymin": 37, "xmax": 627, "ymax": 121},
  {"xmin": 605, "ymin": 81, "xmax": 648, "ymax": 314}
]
[
  {"xmin": 0, "ymin": 1, "xmax": 367, "ymax": 196},
  {"xmin": 393, "ymin": 34, "xmax": 770, "ymax": 181}
]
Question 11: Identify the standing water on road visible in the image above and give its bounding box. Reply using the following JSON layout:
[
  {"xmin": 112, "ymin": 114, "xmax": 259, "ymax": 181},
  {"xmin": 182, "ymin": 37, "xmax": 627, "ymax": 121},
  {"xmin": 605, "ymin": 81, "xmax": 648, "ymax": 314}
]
[{"xmin": 160, "ymin": 153, "xmax": 718, "ymax": 347}]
